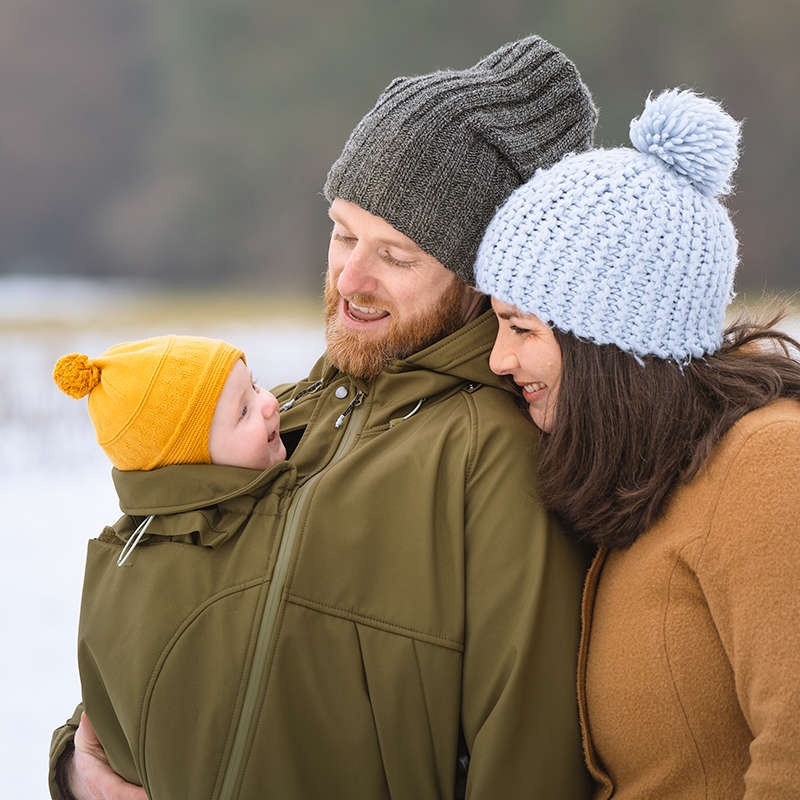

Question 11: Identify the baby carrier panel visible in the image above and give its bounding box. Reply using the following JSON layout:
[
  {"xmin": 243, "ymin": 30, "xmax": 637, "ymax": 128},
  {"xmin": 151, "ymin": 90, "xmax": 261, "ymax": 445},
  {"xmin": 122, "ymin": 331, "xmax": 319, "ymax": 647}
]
[{"xmin": 77, "ymin": 462, "xmax": 296, "ymax": 798}]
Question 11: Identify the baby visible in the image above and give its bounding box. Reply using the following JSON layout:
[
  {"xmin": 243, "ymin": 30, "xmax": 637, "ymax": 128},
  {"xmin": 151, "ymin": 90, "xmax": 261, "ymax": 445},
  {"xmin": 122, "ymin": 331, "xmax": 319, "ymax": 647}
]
[
  {"xmin": 51, "ymin": 335, "xmax": 292, "ymax": 796},
  {"xmin": 53, "ymin": 334, "xmax": 286, "ymax": 472}
]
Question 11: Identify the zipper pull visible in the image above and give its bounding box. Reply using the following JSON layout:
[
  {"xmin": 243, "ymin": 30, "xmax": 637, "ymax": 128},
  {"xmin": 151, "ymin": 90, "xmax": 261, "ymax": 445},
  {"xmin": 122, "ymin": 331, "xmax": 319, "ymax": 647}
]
[
  {"xmin": 334, "ymin": 391, "xmax": 364, "ymax": 429},
  {"xmin": 280, "ymin": 380, "xmax": 323, "ymax": 412}
]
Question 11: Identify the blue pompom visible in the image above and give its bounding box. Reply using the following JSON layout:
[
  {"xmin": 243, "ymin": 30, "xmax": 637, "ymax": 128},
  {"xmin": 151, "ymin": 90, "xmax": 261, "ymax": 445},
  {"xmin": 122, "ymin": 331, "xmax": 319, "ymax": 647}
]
[{"xmin": 629, "ymin": 88, "xmax": 741, "ymax": 197}]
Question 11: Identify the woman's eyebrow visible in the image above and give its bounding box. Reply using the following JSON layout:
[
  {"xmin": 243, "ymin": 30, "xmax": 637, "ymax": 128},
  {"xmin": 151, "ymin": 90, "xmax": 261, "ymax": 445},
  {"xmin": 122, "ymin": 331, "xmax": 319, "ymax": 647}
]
[{"xmin": 497, "ymin": 309, "xmax": 523, "ymax": 321}]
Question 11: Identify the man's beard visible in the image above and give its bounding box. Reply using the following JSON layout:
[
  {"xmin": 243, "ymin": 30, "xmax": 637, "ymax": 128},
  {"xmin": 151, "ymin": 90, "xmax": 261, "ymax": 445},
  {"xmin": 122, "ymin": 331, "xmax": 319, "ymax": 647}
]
[{"xmin": 324, "ymin": 277, "xmax": 471, "ymax": 381}]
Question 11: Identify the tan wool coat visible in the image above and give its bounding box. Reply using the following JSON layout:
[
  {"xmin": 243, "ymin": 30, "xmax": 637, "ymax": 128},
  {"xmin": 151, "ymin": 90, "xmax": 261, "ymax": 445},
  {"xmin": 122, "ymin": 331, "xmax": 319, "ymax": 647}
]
[{"xmin": 578, "ymin": 399, "xmax": 800, "ymax": 799}]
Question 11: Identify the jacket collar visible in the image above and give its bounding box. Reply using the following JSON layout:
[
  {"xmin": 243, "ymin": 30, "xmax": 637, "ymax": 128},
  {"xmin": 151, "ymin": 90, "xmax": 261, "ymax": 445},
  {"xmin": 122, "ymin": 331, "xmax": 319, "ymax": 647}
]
[
  {"xmin": 314, "ymin": 309, "xmax": 519, "ymax": 426},
  {"xmin": 112, "ymin": 461, "xmax": 296, "ymax": 516}
]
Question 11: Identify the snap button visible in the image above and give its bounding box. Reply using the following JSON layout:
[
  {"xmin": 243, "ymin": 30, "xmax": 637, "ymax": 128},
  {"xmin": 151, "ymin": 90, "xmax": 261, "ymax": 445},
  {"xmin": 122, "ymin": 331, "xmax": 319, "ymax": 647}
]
[{"xmin": 334, "ymin": 385, "xmax": 349, "ymax": 399}]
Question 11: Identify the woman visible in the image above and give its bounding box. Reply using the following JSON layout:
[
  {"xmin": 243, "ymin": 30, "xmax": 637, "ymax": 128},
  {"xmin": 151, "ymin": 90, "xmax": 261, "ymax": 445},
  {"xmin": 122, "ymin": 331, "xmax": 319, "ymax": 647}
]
[{"xmin": 475, "ymin": 89, "xmax": 800, "ymax": 798}]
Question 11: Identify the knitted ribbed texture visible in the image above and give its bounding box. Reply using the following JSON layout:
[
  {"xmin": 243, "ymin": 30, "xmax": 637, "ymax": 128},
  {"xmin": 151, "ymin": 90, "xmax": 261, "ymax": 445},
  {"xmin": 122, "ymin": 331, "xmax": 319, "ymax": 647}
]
[
  {"xmin": 324, "ymin": 35, "xmax": 597, "ymax": 284},
  {"xmin": 54, "ymin": 335, "xmax": 244, "ymax": 470},
  {"xmin": 475, "ymin": 89, "xmax": 741, "ymax": 361}
]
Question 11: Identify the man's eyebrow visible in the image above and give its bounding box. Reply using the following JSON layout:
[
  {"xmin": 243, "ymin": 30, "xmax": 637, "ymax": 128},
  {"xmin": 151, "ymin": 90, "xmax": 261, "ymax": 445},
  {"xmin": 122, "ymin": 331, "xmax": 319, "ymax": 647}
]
[
  {"xmin": 327, "ymin": 209, "xmax": 420, "ymax": 251},
  {"xmin": 327, "ymin": 209, "xmax": 349, "ymax": 227},
  {"xmin": 382, "ymin": 235, "xmax": 421, "ymax": 252}
]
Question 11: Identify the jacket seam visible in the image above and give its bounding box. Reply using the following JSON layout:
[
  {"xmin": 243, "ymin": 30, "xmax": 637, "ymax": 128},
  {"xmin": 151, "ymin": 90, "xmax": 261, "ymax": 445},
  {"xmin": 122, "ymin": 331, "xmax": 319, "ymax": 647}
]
[
  {"xmin": 662, "ymin": 535, "xmax": 710, "ymax": 797},
  {"xmin": 462, "ymin": 392, "xmax": 479, "ymax": 488},
  {"xmin": 577, "ymin": 547, "xmax": 614, "ymax": 797},
  {"xmin": 287, "ymin": 593, "xmax": 464, "ymax": 651},
  {"xmin": 137, "ymin": 576, "xmax": 268, "ymax": 791},
  {"xmin": 411, "ymin": 638, "xmax": 441, "ymax": 787},
  {"xmin": 354, "ymin": 623, "xmax": 392, "ymax": 797}
]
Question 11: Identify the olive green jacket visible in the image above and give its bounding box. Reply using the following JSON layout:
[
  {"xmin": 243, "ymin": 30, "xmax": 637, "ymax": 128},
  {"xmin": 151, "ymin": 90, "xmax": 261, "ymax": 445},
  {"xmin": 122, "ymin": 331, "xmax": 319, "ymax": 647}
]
[{"xmin": 50, "ymin": 311, "xmax": 591, "ymax": 799}]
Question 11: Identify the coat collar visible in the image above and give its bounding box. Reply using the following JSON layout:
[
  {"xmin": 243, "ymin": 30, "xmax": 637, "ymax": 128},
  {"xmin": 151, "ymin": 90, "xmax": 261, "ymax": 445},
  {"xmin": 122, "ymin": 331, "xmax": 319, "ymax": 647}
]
[
  {"xmin": 111, "ymin": 461, "xmax": 296, "ymax": 517},
  {"xmin": 304, "ymin": 309, "xmax": 519, "ymax": 427}
]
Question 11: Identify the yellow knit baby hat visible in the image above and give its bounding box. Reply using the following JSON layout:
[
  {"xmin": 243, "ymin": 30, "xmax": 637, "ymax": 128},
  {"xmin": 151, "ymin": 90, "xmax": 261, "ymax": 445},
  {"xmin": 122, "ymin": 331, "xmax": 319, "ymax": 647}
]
[{"xmin": 53, "ymin": 335, "xmax": 244, "ymax": 470}]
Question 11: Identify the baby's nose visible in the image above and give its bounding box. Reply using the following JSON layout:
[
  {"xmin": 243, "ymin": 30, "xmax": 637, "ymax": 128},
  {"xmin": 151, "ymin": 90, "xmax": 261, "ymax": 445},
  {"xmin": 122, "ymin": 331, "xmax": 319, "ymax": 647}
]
[{"xmin": 260, "ymin": 391, "xmax": 278, "ymax": 418}]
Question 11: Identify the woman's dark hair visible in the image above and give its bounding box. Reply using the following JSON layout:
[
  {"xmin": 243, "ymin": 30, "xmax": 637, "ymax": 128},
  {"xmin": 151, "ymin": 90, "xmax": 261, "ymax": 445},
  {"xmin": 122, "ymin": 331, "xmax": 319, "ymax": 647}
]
[{"xmin": 539, "ymin": 313, "xmax": 800, "ymax": 548}]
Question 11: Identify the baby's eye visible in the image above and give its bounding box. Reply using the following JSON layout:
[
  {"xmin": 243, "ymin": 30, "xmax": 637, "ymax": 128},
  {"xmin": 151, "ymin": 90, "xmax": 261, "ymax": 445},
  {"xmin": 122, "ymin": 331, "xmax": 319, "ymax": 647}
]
[{"xmin": 240, "ymin": 404, "xmax": 248, "ymax": 419}]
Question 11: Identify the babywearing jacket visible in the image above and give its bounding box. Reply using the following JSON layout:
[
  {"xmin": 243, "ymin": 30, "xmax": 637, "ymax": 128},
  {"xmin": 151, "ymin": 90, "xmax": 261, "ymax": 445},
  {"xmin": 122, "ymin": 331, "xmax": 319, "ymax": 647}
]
[{"xmin": 50, "ymin": 311, "xmax": 591, "ymax": 799}]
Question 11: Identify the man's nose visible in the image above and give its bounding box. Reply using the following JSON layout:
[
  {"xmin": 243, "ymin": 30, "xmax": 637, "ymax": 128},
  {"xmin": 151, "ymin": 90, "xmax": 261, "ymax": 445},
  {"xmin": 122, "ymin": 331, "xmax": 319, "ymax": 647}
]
[{"xmin": 336, "ymin": 247, "xmax": 379, "ymax": 297}]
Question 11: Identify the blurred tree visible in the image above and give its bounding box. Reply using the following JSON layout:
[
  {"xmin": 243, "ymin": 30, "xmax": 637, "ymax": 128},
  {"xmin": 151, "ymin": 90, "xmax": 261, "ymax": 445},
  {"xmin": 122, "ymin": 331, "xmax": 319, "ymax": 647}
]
[
  {"xmin": 2, "ymin": 0, "xmax": 798, "ymax": 291},
  {"xmin": 0, "ymin": 0, "xmax": 153, "ymax": 277}
]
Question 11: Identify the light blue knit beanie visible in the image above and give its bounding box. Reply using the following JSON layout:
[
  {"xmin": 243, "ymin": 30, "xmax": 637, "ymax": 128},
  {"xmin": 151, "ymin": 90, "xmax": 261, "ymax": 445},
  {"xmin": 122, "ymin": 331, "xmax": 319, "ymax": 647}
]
[{"xmin": 474, "ymin": 89, "xmax": 742, "ymax": 361}]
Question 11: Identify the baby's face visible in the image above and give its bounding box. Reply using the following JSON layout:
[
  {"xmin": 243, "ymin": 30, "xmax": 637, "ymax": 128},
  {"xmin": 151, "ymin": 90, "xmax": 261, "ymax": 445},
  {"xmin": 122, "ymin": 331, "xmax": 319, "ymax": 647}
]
[{"xmin": 208, "ymin": 359, "xmax": 286, "ymax": 470}]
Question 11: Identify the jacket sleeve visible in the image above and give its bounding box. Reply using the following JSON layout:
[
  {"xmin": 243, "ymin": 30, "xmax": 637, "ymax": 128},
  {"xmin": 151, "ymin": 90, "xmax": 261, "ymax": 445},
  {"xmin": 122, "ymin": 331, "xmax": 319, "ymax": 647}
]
[
  {"xmin": 460, "ymin": 393, "xmax": 592, "ymax": 798},
  {"xmin": 49, "ymin": 703, "xmax": 83, "ymax": 799},
  {"xmin": 697, "ymin": 419, "xmax": 800, "ymax": 798}
]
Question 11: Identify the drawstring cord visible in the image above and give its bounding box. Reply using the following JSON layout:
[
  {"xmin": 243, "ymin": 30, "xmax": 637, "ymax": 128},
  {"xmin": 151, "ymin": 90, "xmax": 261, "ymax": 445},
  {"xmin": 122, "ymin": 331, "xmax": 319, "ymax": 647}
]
[
  {"xmin": 280, "ymin": 380, "xmax": 323, "ymax": 412},
  {"xmin": 400, "ymin": 398, "xmax": 424, "ymax": 420},
  {"xmin": 117, "ymin": 514, "xmax": 154, "ymax": 567}
]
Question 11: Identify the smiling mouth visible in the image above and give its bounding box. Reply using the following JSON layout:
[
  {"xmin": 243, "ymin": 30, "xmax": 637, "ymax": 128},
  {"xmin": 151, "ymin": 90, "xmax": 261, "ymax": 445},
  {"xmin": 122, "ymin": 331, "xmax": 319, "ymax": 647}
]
[
  {"xmin": 519, "ymin": 381, "xmax": 547, "ymax": 402},
  {"xmin": 345, "ymin": 299, "xmax": 390, "ymax": 323}
]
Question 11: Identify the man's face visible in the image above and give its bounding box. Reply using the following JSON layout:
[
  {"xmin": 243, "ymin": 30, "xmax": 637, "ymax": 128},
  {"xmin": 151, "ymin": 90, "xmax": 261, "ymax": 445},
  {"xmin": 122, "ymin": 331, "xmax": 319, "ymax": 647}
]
[{"xmin": 325, "ymin": 198, "xmax": 475, "ymax": 380}]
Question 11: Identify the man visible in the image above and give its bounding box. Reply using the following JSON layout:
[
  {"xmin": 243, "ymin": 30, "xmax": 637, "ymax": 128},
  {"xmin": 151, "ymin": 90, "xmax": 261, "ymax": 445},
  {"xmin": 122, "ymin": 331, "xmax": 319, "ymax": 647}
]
[{"xmin": 51, "ymin": 35, "xmax": 597, "ymax": 799}]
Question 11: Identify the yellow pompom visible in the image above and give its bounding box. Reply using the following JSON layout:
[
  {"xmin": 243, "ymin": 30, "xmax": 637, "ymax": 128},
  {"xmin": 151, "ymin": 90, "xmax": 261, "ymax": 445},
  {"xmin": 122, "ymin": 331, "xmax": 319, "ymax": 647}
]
[{"xmin": 53, "ymin": 353, "xmax": 101, "ymax": 398}]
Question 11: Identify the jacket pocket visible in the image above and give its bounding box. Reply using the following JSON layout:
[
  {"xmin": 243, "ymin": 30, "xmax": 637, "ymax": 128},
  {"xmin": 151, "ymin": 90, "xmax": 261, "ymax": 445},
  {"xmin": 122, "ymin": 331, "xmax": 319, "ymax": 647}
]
[
  {"xmin": 235, "ymin": 603, "xmax": 390, "ymax": 799},
  {"xmin": 355, "ymin": 624, "xmax": 462, "ymax": 800}
]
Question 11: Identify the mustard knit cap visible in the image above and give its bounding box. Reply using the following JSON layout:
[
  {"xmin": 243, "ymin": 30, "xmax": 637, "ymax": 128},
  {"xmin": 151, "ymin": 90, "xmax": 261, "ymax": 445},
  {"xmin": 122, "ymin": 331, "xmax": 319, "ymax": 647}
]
[{"xmin": 53, "ymin": 335, "xmax": 244, "ymax": 470}]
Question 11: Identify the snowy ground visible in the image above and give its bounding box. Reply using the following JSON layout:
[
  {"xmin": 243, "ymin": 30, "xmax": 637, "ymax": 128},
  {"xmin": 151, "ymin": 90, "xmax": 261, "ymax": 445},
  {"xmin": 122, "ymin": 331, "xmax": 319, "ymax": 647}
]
[{"xmin": 3, "ymin": 276, "xmax": 798, "ymax": 797}]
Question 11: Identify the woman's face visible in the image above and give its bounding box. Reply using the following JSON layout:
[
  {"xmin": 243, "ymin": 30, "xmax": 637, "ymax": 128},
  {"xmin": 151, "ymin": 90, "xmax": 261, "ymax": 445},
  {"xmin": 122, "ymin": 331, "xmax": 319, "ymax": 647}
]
[{"xmin": 489, "ymin": 297, "xmax": 562, "ymax": 433}]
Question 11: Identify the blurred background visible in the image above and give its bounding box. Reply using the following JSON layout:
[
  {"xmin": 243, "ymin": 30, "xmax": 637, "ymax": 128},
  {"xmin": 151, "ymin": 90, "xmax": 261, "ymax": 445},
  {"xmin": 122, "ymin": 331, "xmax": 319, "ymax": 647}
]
[
  {"xmin": 2, "ymin": 1, "xmax": 797, "ymax": 795},
  {"xmin": 2, "ymin": 0, "xmax": 799, "ymax": 291}
]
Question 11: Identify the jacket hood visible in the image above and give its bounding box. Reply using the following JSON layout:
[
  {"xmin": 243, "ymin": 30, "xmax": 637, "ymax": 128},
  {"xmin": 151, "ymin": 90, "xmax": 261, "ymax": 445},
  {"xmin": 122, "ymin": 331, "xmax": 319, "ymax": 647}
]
[
  {"xmin": 389, "ymin": 309, "xmax": 507, "ymax": 384},
  {"xmin": 307, "ymin": 309, "xmax": 517, "ymax": 428},
  {"xmin": 371, "ymin": 309, "xmax": 516, "ymax": 425},
  {"xmin": 112, "ymin": 461, "xmax": 296, "ymax": 517}
]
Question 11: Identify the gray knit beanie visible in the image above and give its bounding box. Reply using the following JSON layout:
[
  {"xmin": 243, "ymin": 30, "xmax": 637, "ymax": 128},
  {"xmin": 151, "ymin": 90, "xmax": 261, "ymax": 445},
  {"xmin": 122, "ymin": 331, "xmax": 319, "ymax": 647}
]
[{"xmin": 323, "ymin": 35, "xmax": 597, "ymax": 285}]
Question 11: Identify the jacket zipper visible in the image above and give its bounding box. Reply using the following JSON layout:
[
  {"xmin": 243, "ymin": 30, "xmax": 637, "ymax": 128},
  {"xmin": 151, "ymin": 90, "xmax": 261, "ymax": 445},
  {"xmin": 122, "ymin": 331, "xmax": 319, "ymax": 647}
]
[
  {"xmin": 217, "ymin": 391, "xmax": 366, "ymax": 800},
  {"xmin": 279, "ymin": 380, "xmax": 323, "ymax": 412}
]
